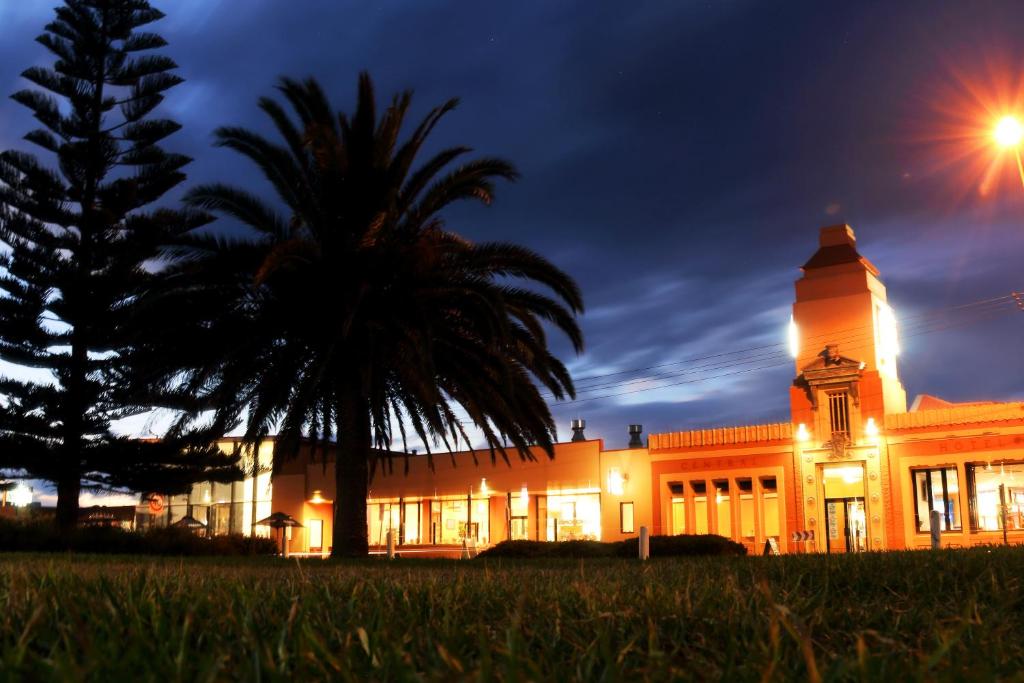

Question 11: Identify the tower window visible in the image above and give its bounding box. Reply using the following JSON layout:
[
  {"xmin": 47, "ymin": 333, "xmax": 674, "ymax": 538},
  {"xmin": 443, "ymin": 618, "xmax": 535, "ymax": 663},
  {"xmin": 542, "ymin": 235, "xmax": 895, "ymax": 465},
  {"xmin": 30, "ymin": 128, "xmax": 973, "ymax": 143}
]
[{"xmin": 827, "ymin": 391, "xmax": 850, "ymax": 436}]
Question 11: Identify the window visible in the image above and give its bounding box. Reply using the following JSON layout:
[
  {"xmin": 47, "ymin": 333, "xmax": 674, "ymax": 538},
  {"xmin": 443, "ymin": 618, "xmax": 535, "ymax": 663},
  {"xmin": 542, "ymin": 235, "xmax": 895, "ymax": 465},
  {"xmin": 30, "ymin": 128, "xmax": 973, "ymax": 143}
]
[
  {"xmin": 966, "ymin": 462, "xmax": 1024, "ymax": 532},
  {"xmin": 713, "ymin": 480, "xmax": 731, "ymax": 537},
  {"xmin": 690, "ymin": 481, "xmax": 708, "ymax": 534},
  {"xmin": 308, "ymin": 519, "xmax": 323, "ymax": 551},
  {"xmin": 737, "ymin": 478, "xmax": 754, "ymax": 539},
  {"xmin": 403, "ymin": 502, "xmax": 420, "ymax": 544},
  {"xmin": 671, "ymin": 497, "xmax": 686, "ymax": 535},
  {"xmin": 509, "ymin": 491, "xmax": 529, "ymax": 540},
  {"xmin": 761, "ymin": 477, "xmax": 780, "ymax": 539},
  {"xmin": 620, "ymin": 502, "xmax": 635, "ymax": 534},
  {"xmin": 912, "ymin": 468, "xmax": 961, "ymax": 532},
  {"xmin": 368, "ymin": 502, "xmax": 401, "ymax": 546},
  {"xmin": 546, "ymin": 492, "xmax": 600, "ymax": 541},
  {"xmin": 827, "ymin": 391, "xmax": 850, "ymax": 435}
]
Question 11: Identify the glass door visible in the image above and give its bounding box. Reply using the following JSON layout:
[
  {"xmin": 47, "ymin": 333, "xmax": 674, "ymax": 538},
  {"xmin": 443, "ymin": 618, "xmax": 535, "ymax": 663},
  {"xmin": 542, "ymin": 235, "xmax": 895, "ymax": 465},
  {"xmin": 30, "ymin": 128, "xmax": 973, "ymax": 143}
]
[{"xmin": 821, "ymin": 463, "xmax": 867, "ymax": 553}]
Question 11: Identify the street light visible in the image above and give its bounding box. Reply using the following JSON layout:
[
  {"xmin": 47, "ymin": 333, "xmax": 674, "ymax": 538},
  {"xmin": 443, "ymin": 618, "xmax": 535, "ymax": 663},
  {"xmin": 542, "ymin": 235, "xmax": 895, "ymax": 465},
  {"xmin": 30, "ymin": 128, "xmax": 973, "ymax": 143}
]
[{"xmin": 993, "ymin": 115, "xmax": 1024, "ymax": 189}]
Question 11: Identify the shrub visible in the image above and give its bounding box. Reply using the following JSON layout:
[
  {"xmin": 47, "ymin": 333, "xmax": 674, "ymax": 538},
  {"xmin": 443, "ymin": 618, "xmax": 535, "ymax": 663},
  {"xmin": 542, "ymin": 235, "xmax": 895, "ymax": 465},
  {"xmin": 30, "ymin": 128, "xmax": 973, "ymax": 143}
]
[
  {"xmin": 477, "ymin": 534, "xmax": 746, "ymax": 559},
  {"xmin": 612, "ymin": 534, "xmax": 746, "ymax": 558},
  {"xmin": 0, "ymin": 518, "xmax": 278, "ymax": 556}
]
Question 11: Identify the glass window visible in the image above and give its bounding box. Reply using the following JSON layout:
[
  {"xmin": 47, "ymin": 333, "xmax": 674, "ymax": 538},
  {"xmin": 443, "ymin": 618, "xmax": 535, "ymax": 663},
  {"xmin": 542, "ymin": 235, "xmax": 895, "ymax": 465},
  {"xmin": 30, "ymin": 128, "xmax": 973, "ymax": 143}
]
[
  {"xmin": 367, "ymin": 502, "xmax": 401, "ymax": 546},
  {"xmin": 437, "ymin": 498, "xmax": 472, "ymax": 545},
  {"xmin": 912, "ymin": 467, "xmax": 961, "ymax": 532},
  {"xmin": 308, "ymin": 519, "xmax": 323, "ymax": 551},
  {"xmin": 714, "ymin": 481, "xmax": 731, "ymax": 537},
  {"xmin": 691, "ymin": 481, "xmax": 708, "ymax": 535},
  {"xmin": 545, "ymin": 492, "xmax": 601, "ymax": 541},
  {"xmin": 967, "ymin": 462, "xmax": 1024, "ymax": 532},
  {"xmin": 403, "ymin": 502, "xmax": 420, "ymax": 544},
  {"xmin": 761, "ymin": 478, "xmax": 780, "ymax": 539},
  {"xmin": 737, "ymin": 478, "xmax": 754, "ymax": 539},
  {"xmin": 510, "ymin": 491, "xmax": 529, "ymax": 540},
  {"xmin": 474, "ymin": 497, "xmax": 490, "ymax": 545},
  {"xmin": 671, "ymin": 497, "xmax": 686, "ymax": 535},
  {"xmin": 620, "ymin": 502, "xmax": 635, "ymax": 534}
]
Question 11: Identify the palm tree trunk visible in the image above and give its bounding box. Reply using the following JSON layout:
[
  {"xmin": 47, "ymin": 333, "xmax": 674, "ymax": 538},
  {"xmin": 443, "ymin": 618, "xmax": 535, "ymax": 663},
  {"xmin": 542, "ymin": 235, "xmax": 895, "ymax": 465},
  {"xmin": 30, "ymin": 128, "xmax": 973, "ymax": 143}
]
[{"xmin": 332, "ymin": 390, "xmax": 370, "ymax": 557}]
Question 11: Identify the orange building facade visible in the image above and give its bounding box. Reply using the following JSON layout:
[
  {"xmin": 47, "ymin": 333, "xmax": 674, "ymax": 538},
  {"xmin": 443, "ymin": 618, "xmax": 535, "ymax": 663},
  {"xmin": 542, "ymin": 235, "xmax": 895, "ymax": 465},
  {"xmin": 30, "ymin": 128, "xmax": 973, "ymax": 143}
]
[{"xmin": 163, "ymin": 224, "xmax": 1024, "ymax": 555}]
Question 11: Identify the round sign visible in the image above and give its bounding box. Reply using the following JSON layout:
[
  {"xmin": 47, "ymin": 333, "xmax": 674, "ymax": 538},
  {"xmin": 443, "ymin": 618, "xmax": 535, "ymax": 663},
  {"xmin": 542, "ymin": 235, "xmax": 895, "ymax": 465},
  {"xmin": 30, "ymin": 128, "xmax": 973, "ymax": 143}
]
[{"xmin": 148, "ymin": 494, "xmax": 164, "ymax": 514}]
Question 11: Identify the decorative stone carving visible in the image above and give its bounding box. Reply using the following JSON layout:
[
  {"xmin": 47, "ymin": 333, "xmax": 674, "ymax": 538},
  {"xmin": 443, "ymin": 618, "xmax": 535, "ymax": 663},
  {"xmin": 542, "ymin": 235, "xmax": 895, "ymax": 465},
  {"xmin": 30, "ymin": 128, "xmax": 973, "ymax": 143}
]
[{"xmin": 793, "ymin": 344, "xmax": 865, "ymax": 410}]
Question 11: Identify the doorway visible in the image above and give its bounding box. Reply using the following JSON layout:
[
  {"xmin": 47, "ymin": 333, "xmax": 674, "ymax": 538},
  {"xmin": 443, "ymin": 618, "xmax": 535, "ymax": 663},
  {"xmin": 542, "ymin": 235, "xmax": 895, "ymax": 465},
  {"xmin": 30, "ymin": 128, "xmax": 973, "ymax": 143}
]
[
  {"xmin": 821, "ymin": 463, "xmax": 868, "ymax": 553},
  {"xmin": 825, "ymin": 497, "xmax": 867, "ymax": 553}
]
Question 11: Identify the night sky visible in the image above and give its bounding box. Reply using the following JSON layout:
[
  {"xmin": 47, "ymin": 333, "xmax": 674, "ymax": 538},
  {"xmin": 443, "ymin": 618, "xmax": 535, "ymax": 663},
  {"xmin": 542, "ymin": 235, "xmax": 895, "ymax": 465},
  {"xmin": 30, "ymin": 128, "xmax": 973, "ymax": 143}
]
[{"xmin": 2, "ymin": 1, "xmax": 1024, "ymax": 501}]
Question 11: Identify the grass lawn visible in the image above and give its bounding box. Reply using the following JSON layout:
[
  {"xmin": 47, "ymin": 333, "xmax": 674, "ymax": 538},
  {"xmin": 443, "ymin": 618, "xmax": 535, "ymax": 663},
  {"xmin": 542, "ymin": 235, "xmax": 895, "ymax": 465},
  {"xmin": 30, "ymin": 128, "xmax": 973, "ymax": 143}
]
[{"xmin": 1, "ymin": 549, "xmax": 1023, "ymax": 681}]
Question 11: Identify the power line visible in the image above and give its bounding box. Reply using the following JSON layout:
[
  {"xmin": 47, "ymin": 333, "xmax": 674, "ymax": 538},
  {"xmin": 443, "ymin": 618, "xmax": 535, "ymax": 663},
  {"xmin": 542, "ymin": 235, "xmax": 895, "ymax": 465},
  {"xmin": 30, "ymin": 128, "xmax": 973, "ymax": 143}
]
[
  {"xmin": 552, "ymin": 295, "xmax": 1019, "ymax": 405},
  {"xmin": 560, "ymin": 293, "xmax": 1016, "ymax": 391}
]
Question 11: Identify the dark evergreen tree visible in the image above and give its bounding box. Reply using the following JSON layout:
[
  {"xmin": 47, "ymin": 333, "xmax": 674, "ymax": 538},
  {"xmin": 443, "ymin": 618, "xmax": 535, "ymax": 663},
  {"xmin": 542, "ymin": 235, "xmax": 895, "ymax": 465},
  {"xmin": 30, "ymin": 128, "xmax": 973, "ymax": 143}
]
[
  {"xmin": 138, "ymin": 74, "xmax": 584, "ymax": 556},
  {"xmin": 0, "ymin": 0, "xmax": 241, "ymax": 534}
]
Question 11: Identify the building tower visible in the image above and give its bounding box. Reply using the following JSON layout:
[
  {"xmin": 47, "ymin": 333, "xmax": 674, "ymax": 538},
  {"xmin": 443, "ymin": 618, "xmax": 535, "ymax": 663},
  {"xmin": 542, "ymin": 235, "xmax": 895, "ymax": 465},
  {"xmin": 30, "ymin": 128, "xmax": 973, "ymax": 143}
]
[
  {"xmin": 789, "ymin": 224, "xmax": 907, "ymax": 444},
  {"xmin": 788, "ymin": 224, "xmax": 907, "ymax": 553}
]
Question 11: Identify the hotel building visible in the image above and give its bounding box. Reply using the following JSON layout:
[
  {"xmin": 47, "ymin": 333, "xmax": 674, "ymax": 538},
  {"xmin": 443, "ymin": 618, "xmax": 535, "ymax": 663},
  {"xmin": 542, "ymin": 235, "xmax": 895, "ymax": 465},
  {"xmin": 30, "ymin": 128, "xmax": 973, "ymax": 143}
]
[{"xmin": 157, "ymin": 225, "xmax": 1024, "ymax": 555}]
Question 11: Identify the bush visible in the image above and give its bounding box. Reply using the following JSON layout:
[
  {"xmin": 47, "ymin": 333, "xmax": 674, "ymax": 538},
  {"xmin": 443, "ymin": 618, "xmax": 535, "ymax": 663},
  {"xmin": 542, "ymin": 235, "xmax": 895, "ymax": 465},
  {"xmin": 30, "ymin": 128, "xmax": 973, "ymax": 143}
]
[
  {"xmin": 612, "ymin": 534, "xmax": 746, "ymax": 558},
  {"xmin": 0, "ymin": 518, "xmax": 279, "ymax": 556},
  {"xmin": 477, "ymin": 534, "xmax": 746, "ymax": 559}
]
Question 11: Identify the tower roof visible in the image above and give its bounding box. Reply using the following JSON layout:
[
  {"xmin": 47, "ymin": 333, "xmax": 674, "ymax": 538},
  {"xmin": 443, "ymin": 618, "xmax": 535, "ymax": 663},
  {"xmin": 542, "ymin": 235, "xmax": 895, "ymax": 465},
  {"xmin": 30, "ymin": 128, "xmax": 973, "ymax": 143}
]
[{"xmin": 801, "ymin": 224, "xmax": 879, "ymax": 276}]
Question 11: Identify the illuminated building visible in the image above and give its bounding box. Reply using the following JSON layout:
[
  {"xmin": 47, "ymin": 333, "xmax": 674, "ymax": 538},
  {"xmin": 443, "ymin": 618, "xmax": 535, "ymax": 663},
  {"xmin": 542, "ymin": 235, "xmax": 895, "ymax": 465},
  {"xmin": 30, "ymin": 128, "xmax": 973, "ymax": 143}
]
[{"xmin": 166, "ymin": 224, "xmax": 1024, "ymax": 555}]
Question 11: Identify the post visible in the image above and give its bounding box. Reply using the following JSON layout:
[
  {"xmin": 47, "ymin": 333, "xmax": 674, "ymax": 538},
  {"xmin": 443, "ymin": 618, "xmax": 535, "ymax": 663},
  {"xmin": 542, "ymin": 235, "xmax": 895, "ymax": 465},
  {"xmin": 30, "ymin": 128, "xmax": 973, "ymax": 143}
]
[
  {"xmin": 1000, "ymin": 483, "xmax": 1009, "ymax": 546},
  {"xmin": 386, "ymin": 529, "xmax": 396, "ymax": 560},
  {"xmin": 639, "ymin": 525, "xmax": 650, "ymax": 560},
  {"xmin": 929, "ymin": 509, "xmax": 942, "ymax": 550}
]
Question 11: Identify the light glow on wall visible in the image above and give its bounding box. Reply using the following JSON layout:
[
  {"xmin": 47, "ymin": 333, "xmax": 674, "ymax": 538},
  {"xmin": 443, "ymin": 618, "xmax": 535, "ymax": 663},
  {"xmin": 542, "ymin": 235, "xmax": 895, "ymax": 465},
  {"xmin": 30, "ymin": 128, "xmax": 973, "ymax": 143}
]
[
  {"xmin": 788, "ymin": 316, "xmax": 800, "ymax": 359},
  {"xmin": 865, "ymin": 417, "xmax": 879, "ymax": 438},
  {"xmin": 607, "ymin": 468, "xmax": 624, "ymax": 496},
  {"xmin": 796, "ymin": 423, "xmax": 809, "ymax": 442},
  {"xmin": 519, "ymin": 485, "xmax": 528, "ymax": 506},
  {"xmin": 879, "ymin": 304, "xmax": 900, "ymax": 358},
  {"xmin": 479, "ymin": 478, "xmax": 489, "ymax": 497}
]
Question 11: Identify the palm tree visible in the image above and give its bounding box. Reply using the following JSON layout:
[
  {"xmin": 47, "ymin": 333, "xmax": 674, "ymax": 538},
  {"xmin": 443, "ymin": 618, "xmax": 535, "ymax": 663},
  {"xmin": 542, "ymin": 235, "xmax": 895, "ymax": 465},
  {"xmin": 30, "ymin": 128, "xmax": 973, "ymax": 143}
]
[{"xmin": 141, "ymin": 73, "xmax": 583, "ymax": 556}]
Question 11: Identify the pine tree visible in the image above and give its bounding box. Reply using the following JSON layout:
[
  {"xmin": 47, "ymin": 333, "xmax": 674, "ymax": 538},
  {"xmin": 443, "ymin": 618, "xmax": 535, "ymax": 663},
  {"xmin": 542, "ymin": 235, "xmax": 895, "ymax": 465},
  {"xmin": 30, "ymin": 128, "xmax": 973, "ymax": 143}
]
[{"xmin": 0, "ymin": 0, "xmax": 240, "ymax": 534}]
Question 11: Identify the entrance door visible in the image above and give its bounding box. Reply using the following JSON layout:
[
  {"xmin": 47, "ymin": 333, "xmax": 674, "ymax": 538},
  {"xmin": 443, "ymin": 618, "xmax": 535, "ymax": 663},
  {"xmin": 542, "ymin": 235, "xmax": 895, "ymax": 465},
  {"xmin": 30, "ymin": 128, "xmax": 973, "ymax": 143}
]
[
  {"xmin": 821, "ymin": 463, "xmax": 867, "ymax": 554},
  {"xmin": 825, "ymin": 497, "xmax": 866, "ymax": 553}
]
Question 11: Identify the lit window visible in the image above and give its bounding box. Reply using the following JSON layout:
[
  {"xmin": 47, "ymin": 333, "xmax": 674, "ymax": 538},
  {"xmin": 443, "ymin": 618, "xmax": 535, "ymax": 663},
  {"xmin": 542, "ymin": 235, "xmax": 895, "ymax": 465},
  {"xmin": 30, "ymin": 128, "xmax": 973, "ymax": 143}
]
[
  {"xmin": 967, "ymin": 462, "xmax": 1024, "ymax": 532},
  {"xmin": 308, "ymin": 519, "xmax": 323, "ymax": 551},
  {"xmin": 912, "ymin": 468, "xmax": 961, "ymax": 532},
  {"xmin": 620, "ymin": 502, "xmax": 635, "ymax": 534},
  {"xmin": 827, "ymin": 391, "xmax": 850, "ymax": 436}
]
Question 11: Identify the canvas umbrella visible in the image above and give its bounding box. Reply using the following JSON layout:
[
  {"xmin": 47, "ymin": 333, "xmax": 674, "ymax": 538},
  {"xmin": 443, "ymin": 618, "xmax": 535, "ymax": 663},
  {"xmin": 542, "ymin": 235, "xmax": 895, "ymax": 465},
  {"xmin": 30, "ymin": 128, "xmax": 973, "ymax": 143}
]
[
  {"xmin": 255, "ymin": 511, "xmax": 303, "ymax": 557},
  {"xmin": 171, "ymin": 513, "xmax": 208, "ymax": 535}
]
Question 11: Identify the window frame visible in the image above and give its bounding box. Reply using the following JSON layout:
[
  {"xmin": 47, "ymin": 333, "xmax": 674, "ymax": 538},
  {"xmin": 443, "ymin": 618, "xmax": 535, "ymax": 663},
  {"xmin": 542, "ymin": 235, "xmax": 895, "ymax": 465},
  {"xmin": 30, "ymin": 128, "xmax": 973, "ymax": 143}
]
[
  {"xmin": 911, "ymin": 466, "xmax": 960, "ymax": 534},
  {"xmin": 620, "ymin": 501, "xmax": 635, "ymax": 534},
  {"xmin": 826, "ymin": 390, "xmax": 850, "ymax": 436}
]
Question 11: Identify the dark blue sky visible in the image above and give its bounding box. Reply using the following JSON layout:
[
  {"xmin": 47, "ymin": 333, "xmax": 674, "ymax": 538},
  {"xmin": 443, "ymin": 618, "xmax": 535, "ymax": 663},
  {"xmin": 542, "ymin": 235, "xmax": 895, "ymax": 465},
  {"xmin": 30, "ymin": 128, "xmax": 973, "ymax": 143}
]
[{"xmin": 2, "ymin": 1, "xmax": 1023, "ymax": 463}]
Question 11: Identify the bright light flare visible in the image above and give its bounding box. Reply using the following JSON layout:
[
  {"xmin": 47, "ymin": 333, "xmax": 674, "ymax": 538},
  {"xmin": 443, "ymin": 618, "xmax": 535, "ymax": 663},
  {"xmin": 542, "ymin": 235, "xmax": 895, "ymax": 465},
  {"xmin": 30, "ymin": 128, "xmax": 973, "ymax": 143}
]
[
  {"xmin": 788, "ymin": 316, "xmax": 799, "ymax": 359},
  {"xmin": 994, "ymin": 115, "xmax": 1023, "ymax": 147},
  {"xmin": 10, "ymin": 484, "xmax": 32, "ymax": 507},
  {"xmin": 607, "ymin": 468, "xmax": 624, "ymax": 496},
  {"xmin": 916, "ymin": 53, "xmax": 1024, "ymax": 200}
]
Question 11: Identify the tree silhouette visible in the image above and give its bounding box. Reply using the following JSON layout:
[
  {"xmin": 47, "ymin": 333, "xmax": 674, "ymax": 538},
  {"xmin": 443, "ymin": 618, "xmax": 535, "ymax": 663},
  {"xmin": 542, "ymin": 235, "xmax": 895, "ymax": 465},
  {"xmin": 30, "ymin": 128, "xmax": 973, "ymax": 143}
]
[
  {"xmin": 0, "ymin": 0, "xmax": 241, "ymax": 534},
  {"xmin": 141, "ymin": 74, "xmax": 584, "ymax": 556}
]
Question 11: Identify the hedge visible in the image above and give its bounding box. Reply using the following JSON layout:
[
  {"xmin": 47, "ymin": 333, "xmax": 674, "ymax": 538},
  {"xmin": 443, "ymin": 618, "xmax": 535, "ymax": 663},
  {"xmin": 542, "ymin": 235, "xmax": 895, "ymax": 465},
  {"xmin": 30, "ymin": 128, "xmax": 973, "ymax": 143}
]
[
  {"xmin": 0, "ymin": 519, "xmax": 279, "ymax": 556},
  {"xmin": 477, "ymin": 534, "xmax": 746, "ymax": 559}
]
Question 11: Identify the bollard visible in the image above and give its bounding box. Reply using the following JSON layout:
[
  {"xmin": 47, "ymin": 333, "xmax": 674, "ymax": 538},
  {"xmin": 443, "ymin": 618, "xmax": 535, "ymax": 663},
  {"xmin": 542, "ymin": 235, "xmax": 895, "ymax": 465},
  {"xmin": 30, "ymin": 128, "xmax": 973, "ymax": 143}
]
[
  {"xmin": 386, "ymin": 529, "xmax": 396, "ymax": 560},
  {"xmin": 639, "ymin": 525, "xmax": 650, "ymax": 560},
  {"xmin": 929, "ymin": 509, "xmax": 942, "ymax": 550}
]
